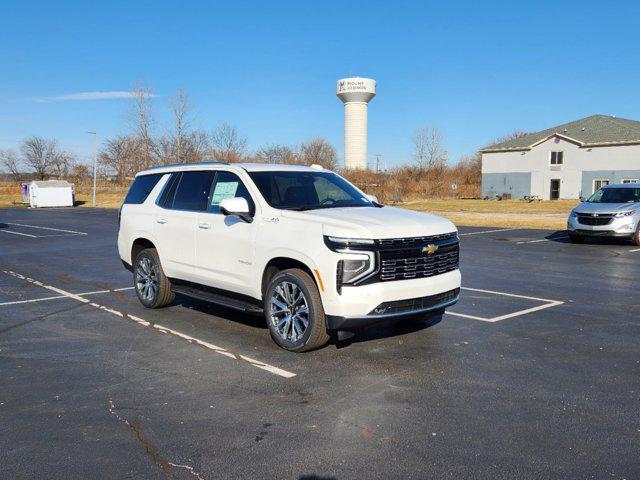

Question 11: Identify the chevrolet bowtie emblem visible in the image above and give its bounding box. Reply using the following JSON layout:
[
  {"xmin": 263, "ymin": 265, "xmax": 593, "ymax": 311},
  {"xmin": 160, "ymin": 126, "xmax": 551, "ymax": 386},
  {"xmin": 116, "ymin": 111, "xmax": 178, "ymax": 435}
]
[{"xmin": 422, "ymin": 244, "xmax": 438, "ymax": 254}]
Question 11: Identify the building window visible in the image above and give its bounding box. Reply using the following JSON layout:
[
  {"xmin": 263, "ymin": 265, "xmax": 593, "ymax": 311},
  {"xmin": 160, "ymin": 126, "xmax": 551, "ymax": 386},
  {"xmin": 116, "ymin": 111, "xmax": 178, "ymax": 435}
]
[
  {"xmin": 593, "ymin": 179, "xmax": 609, "ymax": 193},
  {"xmin": 550, "ymin": 151, "xmax": 564, "ymax": 165},
  {"xmin": 622, "ymin": 179, "xmax": 639, "ymax": 184}
]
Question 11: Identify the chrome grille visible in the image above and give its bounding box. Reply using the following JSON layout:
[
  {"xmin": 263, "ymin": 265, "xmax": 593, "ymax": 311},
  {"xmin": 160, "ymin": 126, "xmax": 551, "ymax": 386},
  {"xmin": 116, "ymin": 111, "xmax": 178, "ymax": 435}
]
[
  {"xmin": 374, "ymin": 233, "xmax": 459, "ymax": 282},
  {"xmin": 577, "ymin": 215, "xmax": 613, "ymax": 226}
]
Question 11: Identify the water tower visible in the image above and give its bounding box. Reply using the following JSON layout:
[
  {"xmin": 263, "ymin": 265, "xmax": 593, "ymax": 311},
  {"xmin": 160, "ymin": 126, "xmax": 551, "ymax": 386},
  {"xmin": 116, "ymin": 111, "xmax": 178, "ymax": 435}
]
[{"xmin": 336, "ymin": 77, "xmax": 376, "ymax": 170}]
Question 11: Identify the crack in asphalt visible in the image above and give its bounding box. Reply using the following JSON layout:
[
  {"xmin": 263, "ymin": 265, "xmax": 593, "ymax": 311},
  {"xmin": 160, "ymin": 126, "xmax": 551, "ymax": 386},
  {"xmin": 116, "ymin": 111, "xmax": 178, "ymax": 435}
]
[
  {"xmin": 0, "ymin": 301, "xmax": 86, "ymax": 335},
  {"xmin": 108, "ymin": 399, "xmax": 205, "ymax": 480}
]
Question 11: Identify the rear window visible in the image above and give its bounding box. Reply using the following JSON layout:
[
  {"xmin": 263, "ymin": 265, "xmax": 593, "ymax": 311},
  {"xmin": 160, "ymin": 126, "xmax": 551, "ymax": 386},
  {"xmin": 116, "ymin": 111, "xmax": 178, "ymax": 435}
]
[{"xmin": 123, "ymin": 173, "xmax": 163, "ymax": 205}]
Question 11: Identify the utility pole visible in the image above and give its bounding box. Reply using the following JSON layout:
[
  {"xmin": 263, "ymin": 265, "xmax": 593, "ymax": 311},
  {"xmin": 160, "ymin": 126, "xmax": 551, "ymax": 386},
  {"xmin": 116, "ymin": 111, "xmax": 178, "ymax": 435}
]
[
  {"xmin": 87, "ymin": 131, "xmax": 98, "ymax": 207},
  {"xmin": 374, "ymin": 154, "xmax": 382, "ymax": 173}
]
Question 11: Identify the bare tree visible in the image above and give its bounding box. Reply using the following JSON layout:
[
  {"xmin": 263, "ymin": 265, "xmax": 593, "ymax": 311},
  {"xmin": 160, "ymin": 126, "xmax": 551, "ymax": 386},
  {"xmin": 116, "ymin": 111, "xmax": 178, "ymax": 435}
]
[
  {"xmin": 210, "ymin": 123, "xmax": 247, "ymax": 162},
  {"xmin": 71, "ymin": 162, "xmax": 91, "ymax": 181},
  {"xmin": 0, "ymin": 149, "xmax": 21, "ymax": 180},
  {"xmin": 168, "ymin": 88, "xmax": 191, "ymax": 163},
  {"xmin": 299, "ymin": 137, "xmax": 337, "ymax": 170},
  {"xmin": 255, "ymin": 144, "xmax": 296, "ymax": 164},
  {"xmin": 494, "ymin": 130, "xmax": 531, "ymax": 145},
  {"xmin": 20, "ymin": 136, "xmax": 65, "ymax": 180},
  {"xmin": 412, "ymin": 126, "xmax": 447, "ymax": 170},
  {"xmin": 50, "ymin": 151, "xmax": 75, "ymax": 178},
  {"xmin": 183, "ymin": 130, "xmax": 211, "ymax": 163},
  {"xmin": 99, "ymin": 136, "xmax": 138, "ymax": 185},
  {"xmin": 128, "ymin": 83, "xmax": 157, "ymax": 170}
]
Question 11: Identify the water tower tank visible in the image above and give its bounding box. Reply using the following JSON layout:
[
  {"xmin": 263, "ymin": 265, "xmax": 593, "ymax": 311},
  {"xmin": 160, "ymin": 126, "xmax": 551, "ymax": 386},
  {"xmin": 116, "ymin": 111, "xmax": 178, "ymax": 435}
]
[{"xmin": 336, "ymin": 77, "xmax": 376, "ymax": 170}]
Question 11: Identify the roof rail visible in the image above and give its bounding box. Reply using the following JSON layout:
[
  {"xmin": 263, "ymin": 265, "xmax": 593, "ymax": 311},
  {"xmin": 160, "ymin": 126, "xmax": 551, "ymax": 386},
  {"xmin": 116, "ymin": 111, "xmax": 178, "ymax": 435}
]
[{"xmin": 145, "ymin": 161, "xmax": 229, "ymax": 171}]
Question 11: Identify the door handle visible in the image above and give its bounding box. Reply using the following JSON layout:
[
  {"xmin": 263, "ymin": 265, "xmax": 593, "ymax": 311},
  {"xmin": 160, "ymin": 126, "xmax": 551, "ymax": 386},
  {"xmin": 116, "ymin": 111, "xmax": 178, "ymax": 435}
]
[
  {"xmin": 156, "ymin": 219, "xmax": 167, "ymax": 224},
  {"xmin": 198, "ymin": 222, "xmax": 211, "ymax": 229}
]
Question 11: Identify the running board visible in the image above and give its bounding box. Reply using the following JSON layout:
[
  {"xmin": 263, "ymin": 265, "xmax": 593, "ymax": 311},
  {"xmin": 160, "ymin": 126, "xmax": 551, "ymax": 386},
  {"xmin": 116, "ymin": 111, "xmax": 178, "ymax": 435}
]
[{"xmin": 171, "ymin": 284, "xmax": 264, "ymax": 315}]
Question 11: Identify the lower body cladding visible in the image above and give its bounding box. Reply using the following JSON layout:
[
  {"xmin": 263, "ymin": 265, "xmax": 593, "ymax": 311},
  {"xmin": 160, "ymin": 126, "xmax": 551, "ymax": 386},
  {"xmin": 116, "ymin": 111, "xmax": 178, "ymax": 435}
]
[
  {"xmin": 567, "ymin": 216, "xmax": 638, "ymax": 239},
  {"xmin": 323, "ymin": 269, "xmax": 461, "ymax": 330}
]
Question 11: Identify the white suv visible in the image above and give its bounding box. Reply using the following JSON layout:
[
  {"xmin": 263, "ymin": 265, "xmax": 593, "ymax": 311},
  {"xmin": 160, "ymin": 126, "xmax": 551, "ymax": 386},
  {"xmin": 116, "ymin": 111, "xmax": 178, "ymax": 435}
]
[{"xmin": 118, "ymin": 163, "xmax": 461, "ymax": 351}]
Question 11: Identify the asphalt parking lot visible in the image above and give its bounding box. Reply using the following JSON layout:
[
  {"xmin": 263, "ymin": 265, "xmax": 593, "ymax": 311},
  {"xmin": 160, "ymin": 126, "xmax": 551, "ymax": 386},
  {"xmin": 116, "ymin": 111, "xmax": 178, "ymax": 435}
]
[{"xmin": 1, "ymin": 208, "xmax": 639, "ymax": 479}]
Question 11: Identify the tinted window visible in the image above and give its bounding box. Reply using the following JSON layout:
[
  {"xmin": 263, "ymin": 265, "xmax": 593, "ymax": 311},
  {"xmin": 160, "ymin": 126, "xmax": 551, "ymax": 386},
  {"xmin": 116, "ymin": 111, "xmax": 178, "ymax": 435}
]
[
  {"xmin": 123, "ymin": 173, "xmax": 163, "ymax": 204},
  {"xmin": 172, "ymin": 171, "xmax": 215, "ymax": 211},
  {"xmin": 209, "ymin": 171, "xmax": 255, "ymax": 214},
  {"xmin": 158, "ymin": 173, "xmax": 181, "ymax": 208},
  {"xmin": 248, "ymin": 171, "xmax": 373, "ymax": 210}
]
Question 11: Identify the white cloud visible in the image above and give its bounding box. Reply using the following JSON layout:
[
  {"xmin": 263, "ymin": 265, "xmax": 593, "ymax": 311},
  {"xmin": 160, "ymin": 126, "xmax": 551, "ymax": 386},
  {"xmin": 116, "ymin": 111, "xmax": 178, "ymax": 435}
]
[{"xmin": 33, "ymin": 91, "xmax": 159, "ymax": 103}]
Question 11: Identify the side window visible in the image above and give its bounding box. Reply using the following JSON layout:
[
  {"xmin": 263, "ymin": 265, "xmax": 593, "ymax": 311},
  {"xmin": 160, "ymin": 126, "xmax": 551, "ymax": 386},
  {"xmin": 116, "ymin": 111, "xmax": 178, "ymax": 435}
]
[
  {"xmin": 208, "ymin": 171, "xmax": 255, "ymax": 214},
  {"xmin": 172, "ymin": 171, "xmax": 216, "ymax": 211},
  {"xmin": 158, "ymin": 173, "xmax": 181, "ymax": 208},
  {"xmin": 123, "ymin": 173, "xmax": 163, "ymax": 204}
]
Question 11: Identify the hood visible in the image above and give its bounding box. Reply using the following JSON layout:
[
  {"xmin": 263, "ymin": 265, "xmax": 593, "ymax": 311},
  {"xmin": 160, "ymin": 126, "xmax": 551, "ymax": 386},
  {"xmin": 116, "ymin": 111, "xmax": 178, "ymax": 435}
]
[
  {"xmin": 282, "ymin": 206, "xmax": 457, "ymax": 239},
  {"xmin": 574, "ymin": 202, "xmax": 639, "ymax": 214}
]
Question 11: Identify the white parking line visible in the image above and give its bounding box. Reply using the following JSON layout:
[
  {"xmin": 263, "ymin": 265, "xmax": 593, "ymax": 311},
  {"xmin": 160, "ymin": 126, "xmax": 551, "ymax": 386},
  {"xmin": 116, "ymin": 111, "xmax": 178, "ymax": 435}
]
[
  {"xmin": 516, "ymin": 239, "xmax": 549, "ymax": 244},
  {"xmin": 0, "ymin": 269, "xmax": 295, "ymax": 379},
  {"xmin": 630, "ymin": 248, "xmax": 640, "ymax": 252},
  {"xmin": 3, "ymin": 222, "xmax": 88, "ymax": 235},
  {"xmin": 446, "ymin": 286, "xmax": 564, "ymax": 322},
  {"xmin": 1, "ymin": 230, "xmax": 39, "ymax": 238},
  {"xmin": 0, "ymin": 287, "xmax": 134, "ymax": 307},
  {"xmin": 516, "ymin": 233, "xmax": 567, "ymax": 244},
  {"xmin": 459, "ymin": 228, "xmax": 518, "ymax": 236}
]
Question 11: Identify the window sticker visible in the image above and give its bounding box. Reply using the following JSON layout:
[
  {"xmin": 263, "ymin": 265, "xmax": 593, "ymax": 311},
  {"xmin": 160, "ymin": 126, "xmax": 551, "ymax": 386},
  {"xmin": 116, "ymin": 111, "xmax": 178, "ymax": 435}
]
[{"xmin": 211, "ymin": 181, "xmax": 239, "ymax": 206}]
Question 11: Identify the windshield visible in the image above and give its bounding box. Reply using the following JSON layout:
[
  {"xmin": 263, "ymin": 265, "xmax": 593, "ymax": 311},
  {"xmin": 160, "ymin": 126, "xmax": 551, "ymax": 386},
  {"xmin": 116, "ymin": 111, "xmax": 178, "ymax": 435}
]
[
  {"xmin": 248, "ymin": 171, "xmax": 374, "ymax": 210},
  {"xmin": 587, "ymin": 187, "xmax": 640, "ymax": 203}
]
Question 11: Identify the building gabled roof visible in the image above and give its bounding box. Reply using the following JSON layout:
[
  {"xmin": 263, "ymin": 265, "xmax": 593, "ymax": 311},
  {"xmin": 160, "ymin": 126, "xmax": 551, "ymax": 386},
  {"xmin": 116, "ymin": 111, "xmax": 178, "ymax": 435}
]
[{"xmin": 480, "ymin": 114, "xmax": 640, "ymax": 153}]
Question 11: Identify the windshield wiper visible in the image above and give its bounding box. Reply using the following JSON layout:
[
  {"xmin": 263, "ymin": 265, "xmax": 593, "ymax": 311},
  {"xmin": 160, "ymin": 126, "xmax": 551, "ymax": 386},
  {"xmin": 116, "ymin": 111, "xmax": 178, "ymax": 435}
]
[{"xmin": 282, "ymin": 205, "xmax": 319, "ymax": 211}]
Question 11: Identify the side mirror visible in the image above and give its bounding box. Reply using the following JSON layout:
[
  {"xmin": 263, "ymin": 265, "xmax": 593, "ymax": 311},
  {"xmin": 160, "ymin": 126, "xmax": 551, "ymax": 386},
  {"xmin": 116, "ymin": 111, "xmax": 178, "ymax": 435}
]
[
  {"xmin": 219, "ymin": 197, "xmax": 253, "ymax": 223},
  {"xmin": 579, "ymin": 196, "xmax": 586, "ymax": 202}
]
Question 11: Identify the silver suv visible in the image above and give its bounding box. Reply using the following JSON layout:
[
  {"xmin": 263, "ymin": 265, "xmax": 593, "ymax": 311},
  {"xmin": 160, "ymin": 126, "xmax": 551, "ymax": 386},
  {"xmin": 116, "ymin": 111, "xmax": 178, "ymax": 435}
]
[{"xmin": 567, "ymin": 183, "xmax": 640, "ymax": 245}]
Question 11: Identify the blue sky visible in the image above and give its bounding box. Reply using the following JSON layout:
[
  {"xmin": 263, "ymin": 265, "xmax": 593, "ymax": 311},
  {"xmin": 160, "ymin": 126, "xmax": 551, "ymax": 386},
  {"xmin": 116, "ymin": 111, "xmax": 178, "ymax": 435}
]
[{"xmin": 2, "ymin": 0, "xmax": 640, "ymax": 167}]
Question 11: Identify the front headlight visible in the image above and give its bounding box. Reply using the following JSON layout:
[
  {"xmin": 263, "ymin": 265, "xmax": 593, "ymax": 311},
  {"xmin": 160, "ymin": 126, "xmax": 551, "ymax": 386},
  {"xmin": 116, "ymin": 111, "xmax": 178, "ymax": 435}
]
[
  {"xmin": 569, "ymin": 211, "xmax": 578, "ymax": 218},
  {"xmin": 324, "ymin": 236, "xmax": 375, "ymax": 251},
  {"xmin": 614, "ymin": 210, "xmax": 636, "ymax": 218},
  {"xmin": 338, "ymin": 255, "xmax": 374, "ymax": 285}
]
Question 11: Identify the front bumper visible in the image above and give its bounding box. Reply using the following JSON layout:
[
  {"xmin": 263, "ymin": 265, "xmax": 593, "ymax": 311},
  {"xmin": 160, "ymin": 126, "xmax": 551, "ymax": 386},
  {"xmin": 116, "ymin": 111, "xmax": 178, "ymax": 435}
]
[
  {"xmin": 321, "ymin": 268, "xmax": 461, "ymax": 320},
  {"xmin": 326, "ymin": 287, "xmax": 459, "ymax": 330},
  {"xmin": 567, "ymin": 215, "xmax": 637, "ymax": 237}
]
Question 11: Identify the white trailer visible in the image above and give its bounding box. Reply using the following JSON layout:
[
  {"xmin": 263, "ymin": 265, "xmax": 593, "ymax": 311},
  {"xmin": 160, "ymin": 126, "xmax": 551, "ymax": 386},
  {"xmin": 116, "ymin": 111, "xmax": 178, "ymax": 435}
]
[{"xmin": 25, "ymin": 180, "xmax": 75, "ymax": 208}]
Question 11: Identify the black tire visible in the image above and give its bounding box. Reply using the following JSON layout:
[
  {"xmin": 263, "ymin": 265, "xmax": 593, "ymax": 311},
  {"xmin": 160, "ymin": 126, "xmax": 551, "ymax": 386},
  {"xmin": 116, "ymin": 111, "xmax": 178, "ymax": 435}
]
[
  {"xmin": 568, "ymin": 233, "xmax": 584, "ymax": 244},
  {"xmin": 632, "ymin": 225, "xmax": 640, "ymax": 246},
  {"xmin": 133, "ymin": 248, "xmax": 175, "ymax": 308},
  {"xmin": 264, "ymin": 268, "xmax": 330, "ymax": 352}
]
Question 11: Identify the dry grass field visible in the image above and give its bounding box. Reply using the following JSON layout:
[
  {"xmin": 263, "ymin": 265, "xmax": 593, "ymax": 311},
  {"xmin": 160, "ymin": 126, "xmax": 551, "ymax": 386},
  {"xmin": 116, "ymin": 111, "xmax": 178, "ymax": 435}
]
[
  {"xmin": 0, "ymin": 181, "xmax": 128, "ymax": 209},
  {"xmin": 0, "ymin": 181, "xmax": 574, "ymax": 229}
]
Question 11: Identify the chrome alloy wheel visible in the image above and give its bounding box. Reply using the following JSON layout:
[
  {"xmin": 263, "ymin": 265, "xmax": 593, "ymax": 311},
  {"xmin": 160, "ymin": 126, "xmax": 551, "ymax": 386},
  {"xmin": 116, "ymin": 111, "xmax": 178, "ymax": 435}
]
[
  {"xmin": 135, "ymin": 256, "xmax": 159, "ymax": 302},
  {"xmin": 269, "ymin": 281, "xmax": 310, "ymax": 342}
]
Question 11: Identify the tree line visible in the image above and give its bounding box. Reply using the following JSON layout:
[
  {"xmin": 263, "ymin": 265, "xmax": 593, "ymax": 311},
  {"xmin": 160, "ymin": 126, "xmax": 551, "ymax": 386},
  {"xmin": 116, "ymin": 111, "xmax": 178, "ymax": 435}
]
[
  {"xmin": 0, "ymin": 84, "xmax": 526, "ymax": 199},
  {"xmin": 0, "ymin": 85, "xmax": 339, "ymax": 184}
]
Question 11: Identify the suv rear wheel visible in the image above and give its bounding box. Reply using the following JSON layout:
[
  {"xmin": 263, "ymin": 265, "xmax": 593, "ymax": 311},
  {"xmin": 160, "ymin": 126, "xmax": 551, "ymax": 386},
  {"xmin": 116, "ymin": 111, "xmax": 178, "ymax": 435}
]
[
  {"xmin": 264, "ymin": 268, "xmax": 330, "ymax": 352},
  {"xmin": 134, "ymin": 248, "xmax": 175, "ymax": 308}
]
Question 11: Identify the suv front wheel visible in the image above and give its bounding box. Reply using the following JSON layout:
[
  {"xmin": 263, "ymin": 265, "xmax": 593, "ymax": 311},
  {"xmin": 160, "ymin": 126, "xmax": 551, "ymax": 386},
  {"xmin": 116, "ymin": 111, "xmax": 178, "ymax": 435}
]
[{"xmin": 264, "ymin": 269, "xmax": 330, "ymax": 352}]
